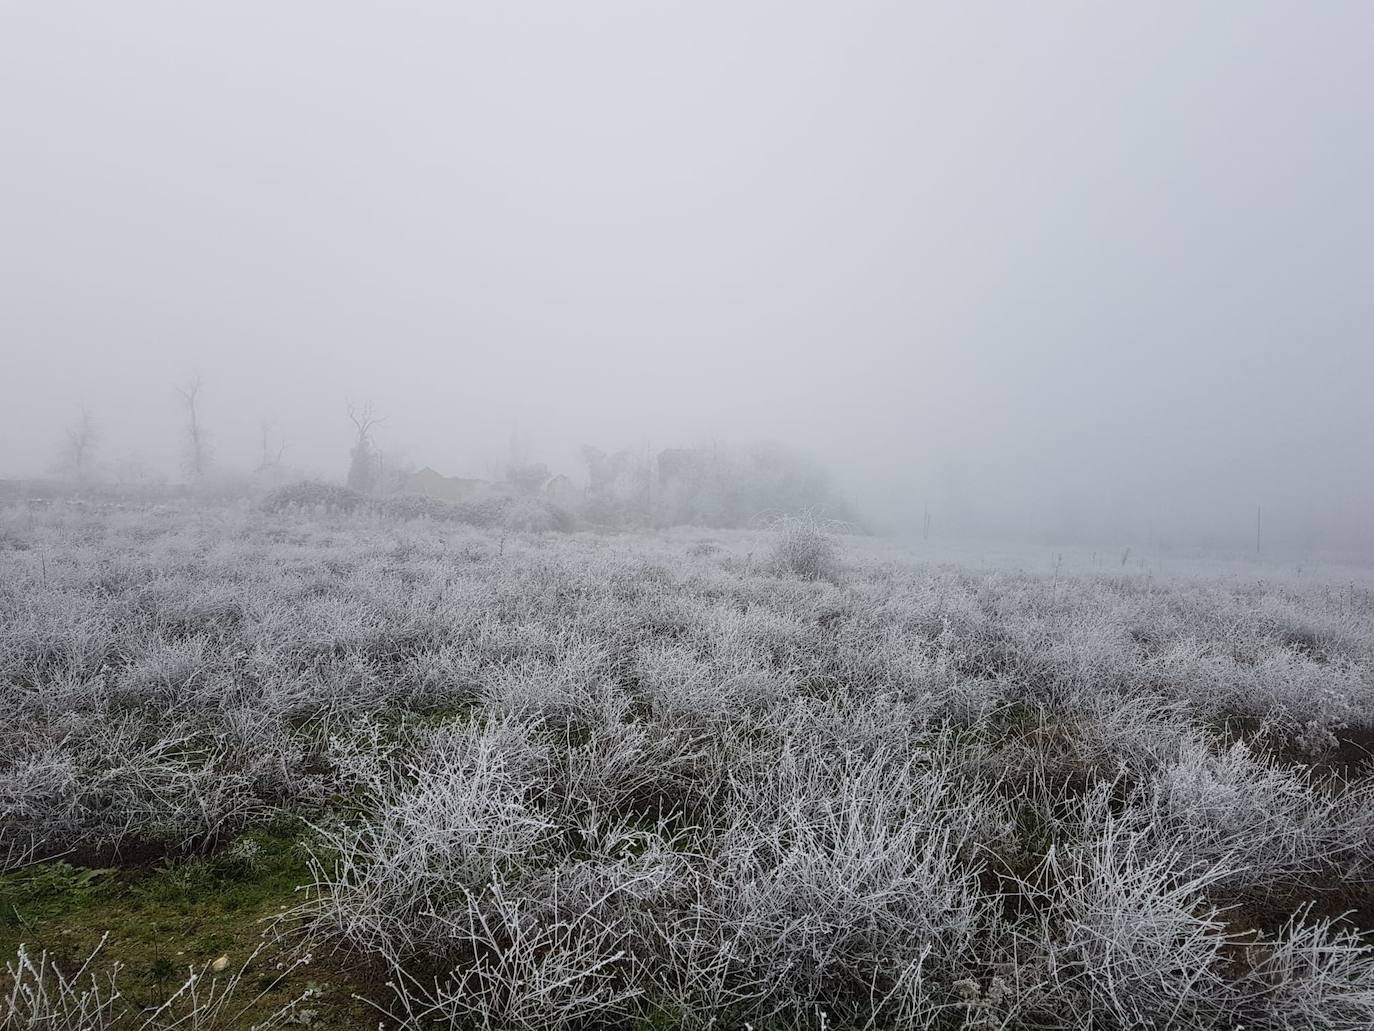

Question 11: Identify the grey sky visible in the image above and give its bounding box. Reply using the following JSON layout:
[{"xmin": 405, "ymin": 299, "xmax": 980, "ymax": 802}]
[{"xmin": 2, "ymin": 3, "xmax": 1371, "ymax": 547}]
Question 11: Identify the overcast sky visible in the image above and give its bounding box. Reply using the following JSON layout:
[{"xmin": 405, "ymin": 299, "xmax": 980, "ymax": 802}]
[{"xmin": 2, "ymin": 3, "xmax": 1371, "ymax": 547}]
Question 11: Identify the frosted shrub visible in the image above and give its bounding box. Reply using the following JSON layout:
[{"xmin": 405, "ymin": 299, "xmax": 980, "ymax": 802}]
[
  {"xmin": 1025, "ymin": 794, "xmax": 1240, "ymax": 1028},
  {"xmin": 1056, "ymin": 691, "xmax": 1199, "ymax": 778},
  {"xmin": 1144, "ymin": 738, "xmax": 1365, "ymax": 888},
  {"xmin": 386, "ymin": 887, "xmax": 642, "ymax": 1031},
  {"xmin": 636, "ymin": 641, "xmax": 791, "ymax": 731},
  {"xmin": 0, "ymin": 716, "xmax": 272, "ymax": 857},
  {"xmin": 386, "ymin": 832, "xmax": 685, "ymax": 1031},
  {"xmin": 482, "ymin": 646, "xmax": 621, "ymax": 731},
  {"xmin": 309, "ymin": 716, "xmax": 555, "ymax": 957},
  {"xmin": 673, "ymin": 747, "xmax": 1000, "ymax": 1022},
  {"xmin": 1236, "ymin": 909, "xmax": 1374, "ymax": 1030},
  {"xmin": 767, "ymin": 513, "xmax": 843, "ymax": 582}
]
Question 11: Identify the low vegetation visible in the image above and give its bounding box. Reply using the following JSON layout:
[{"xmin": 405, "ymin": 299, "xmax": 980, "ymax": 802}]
[
  {"xmin": 261, "ymin": 483, "xmax": 575, "ymax": 532},
  {"xmin": 3, "ymin": 499, "xmax": 1374, "ymax": 1028}
]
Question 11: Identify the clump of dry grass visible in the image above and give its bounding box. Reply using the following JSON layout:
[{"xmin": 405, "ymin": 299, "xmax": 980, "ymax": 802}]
[
  {"xmin": 2, "ymin": 937, "xmax": 316, "ymax": 1030},
  {"xmin": 767, "ymin": 512, "xmax": 845, "ymax": 581}
]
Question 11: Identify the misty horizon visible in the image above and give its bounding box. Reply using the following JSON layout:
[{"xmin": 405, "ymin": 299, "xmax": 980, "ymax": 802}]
[{"xmin": 3, "ymin": 3, "xmax": 1371, "ymax": 550}]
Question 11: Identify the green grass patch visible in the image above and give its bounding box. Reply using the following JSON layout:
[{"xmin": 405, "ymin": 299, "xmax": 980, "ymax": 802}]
[{"xmin": 0, "ymin": 828, "xmax": 378, "ymax": 1029}]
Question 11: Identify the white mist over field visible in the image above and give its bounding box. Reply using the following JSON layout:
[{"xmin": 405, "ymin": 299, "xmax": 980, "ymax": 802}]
[
  {"xmin": 7, "ymin": 10, "xmax": 1374, "ymax": 1025},
  {"xmin": 2, "ymin": 3, "xmax": 1372, "ymax": 550}
]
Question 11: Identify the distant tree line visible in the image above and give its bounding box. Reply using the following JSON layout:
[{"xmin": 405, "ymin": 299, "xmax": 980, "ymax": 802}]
[{"xmin": 43, "ymin": 385, "xmax": 852, "ymax": 531}]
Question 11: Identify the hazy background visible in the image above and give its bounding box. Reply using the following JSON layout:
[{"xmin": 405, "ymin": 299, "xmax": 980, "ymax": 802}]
[{"xmin": 2, "ymin": 3, "xmax": 1371, "ymax": 550}]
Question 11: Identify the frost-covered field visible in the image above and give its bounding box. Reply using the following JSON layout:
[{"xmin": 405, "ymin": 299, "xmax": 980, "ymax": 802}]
[{"xmin": 4, "ymin": 501, "xmax": 1374, "ymax": 1029}]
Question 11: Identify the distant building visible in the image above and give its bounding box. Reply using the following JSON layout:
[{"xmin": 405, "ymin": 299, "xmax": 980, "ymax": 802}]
[{"xmin": 399, "ymin": 467, "xmax": 495, "ymax": 502}]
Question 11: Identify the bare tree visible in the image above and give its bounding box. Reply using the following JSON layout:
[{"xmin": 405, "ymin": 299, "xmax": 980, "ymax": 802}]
[
  {"xmin": 346, "ymin": 401, "xmax": 383, "ymax": 493},
  {"xmin": 175, "ymin": 376, "xmax": 211, "ymax": 480},
  {"xmin": 62, "ymin": 405, "xmax": 98, "ymax": 477},
  {"xmin": 256, "ymin": 421, "xmax": 287, "ymax": 475}
]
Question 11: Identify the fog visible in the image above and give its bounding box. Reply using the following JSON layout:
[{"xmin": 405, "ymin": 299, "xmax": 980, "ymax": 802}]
[{"xmin": 2, "ymin": 3, "xmax": 1371, "ymax": 550}]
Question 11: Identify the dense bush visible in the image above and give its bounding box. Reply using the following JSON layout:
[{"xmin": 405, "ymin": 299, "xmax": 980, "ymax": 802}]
[
  {"xmin": 260, "ymin": 480, "xmax": 363, "ymax": 513},
  {"xmin": 372, "ymin": 492, "xmax": 574, "ymax": 531}
]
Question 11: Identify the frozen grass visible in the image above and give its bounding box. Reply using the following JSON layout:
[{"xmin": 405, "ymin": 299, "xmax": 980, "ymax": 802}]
[
  {"xmin": 3, "ymin": 937, "xmax": 316, "ymax": 1030},
  {"xmin": 4, "ymin": 500, "xmax": 1374, "ymax": 1028}
]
